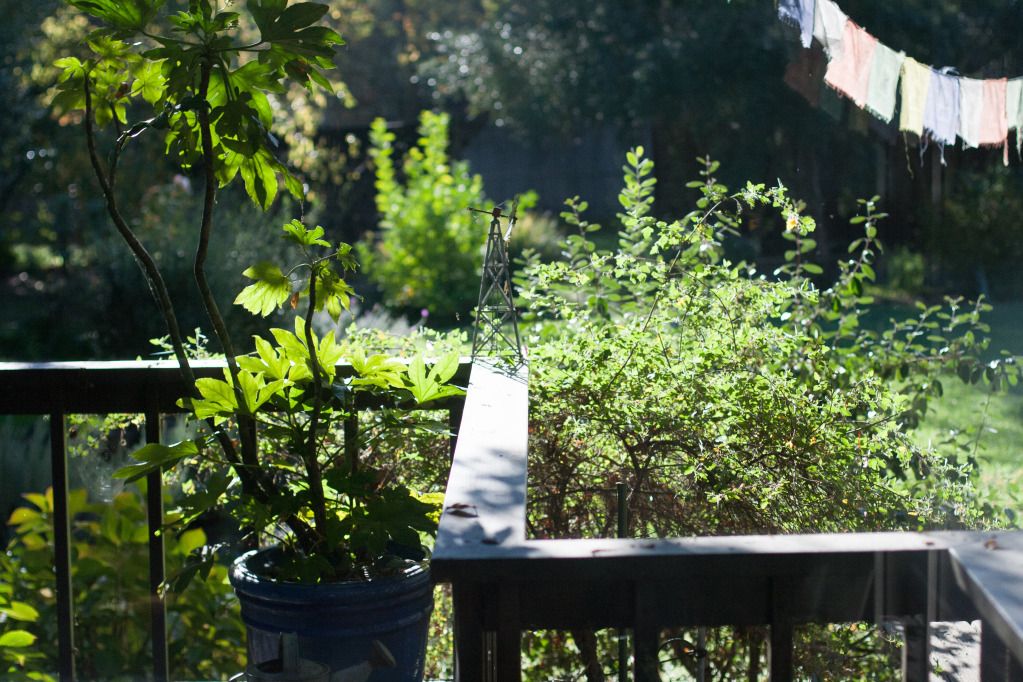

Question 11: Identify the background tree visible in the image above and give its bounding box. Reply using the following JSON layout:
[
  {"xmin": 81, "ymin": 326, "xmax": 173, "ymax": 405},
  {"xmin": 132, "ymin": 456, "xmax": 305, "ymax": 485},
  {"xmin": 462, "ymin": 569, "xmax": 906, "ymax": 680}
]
[{"xmin": 420, "ymin": 0, "xmax": 1023, "ymax": 293}]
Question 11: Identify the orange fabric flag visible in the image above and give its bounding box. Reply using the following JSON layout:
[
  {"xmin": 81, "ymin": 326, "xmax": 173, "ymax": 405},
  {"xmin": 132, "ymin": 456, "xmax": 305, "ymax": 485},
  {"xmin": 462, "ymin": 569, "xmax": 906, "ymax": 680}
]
[{"xmin": 824, "ymin": 20, "xmax": 878, "ymax": 107}]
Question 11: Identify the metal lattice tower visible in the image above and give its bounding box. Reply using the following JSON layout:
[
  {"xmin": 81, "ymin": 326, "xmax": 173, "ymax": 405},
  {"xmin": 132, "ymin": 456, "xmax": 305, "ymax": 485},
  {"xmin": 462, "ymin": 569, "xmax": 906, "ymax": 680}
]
[{"xmin": 469, "ymin": 204, "xmax": 524, "ymax": 364}]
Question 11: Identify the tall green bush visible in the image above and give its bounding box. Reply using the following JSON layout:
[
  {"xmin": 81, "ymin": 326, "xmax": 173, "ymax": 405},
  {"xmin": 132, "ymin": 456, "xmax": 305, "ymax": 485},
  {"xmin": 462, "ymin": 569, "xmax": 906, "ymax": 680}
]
[
  {"xmin": 517, "ymin": 149, "xmax": 1017, "ymax": 678},
  {"xmin": 361, "ymin": 111, "xmax": 489, "ymax": 325}
]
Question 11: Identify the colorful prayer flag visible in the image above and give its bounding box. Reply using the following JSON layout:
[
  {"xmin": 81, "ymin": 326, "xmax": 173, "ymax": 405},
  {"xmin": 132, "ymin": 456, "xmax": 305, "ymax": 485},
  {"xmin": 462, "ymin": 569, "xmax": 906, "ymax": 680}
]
[
  {"xmin": 824, "ymin": 20, "xmax": 877, "ymax": 107},
  {"xmin": 898, "ymin": 58, "xmax": 930, "ymax": 136},
  {"xmin": 812, "ymin": 0, "xmax": 847, "ymax": 60},
  {"xmin": 779, "ymin": 0, "xmax": 816, "ymax": 49},
  {"xmin": 923, "ymin": 69, "xmax": 960, "ymax": 147},
  {"xmin": 959, "ymin": 77, "xmax": 1007, "ymax": 149},
  {"xmin": 865, "ymin": 43, "xmax": 905, "ymax": 123}
]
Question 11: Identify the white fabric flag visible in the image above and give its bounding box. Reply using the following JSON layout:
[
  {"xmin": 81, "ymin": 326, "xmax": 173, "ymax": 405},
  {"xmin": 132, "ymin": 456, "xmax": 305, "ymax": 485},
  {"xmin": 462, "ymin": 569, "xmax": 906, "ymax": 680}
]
[{"xmin": 813, "ymin": 0, "xmax": 847, "ymax": 60}]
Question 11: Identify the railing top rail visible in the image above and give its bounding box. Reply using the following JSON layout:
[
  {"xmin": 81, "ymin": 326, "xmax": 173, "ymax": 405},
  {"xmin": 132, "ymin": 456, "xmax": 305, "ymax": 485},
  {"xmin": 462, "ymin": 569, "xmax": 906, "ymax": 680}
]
[
  {"xmin": 949, "ymin": 534, "xmax": 1023, "ymax": 664},
  {"xmin": 435, "ymin": 359, "xmax": 529, "ymax": 557},
  {"xmin": 0, "ymin": 358, "xmax": 472, "ymax": 414}
]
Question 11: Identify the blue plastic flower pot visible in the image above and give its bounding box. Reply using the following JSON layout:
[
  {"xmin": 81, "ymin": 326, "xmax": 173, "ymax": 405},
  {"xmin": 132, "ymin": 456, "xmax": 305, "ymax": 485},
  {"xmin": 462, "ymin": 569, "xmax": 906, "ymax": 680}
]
[{"xmin": 230, "ymin": 549, "xmax": 433, "ymax": 682}]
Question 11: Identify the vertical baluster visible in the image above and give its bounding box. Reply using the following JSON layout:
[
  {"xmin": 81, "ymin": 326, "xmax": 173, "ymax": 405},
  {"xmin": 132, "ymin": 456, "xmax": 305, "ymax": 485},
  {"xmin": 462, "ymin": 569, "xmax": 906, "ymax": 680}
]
[
  {"xmin": 617, "ymin": 482, "xmax": 629, "ymax": 682},
  {"xmin": 902, "ymin": 549, "xmax": 936, "ymax": 682},
  {"xmin": 980, "ymin": 619, "xmax": 1007, "ymax": 681},
  {"xmin": 634, "ymin": 583, "xmax": 660, "ymax": 682},
  {"xmin": 769, "ymin": 622, "xmax": 793, "ymax": 681},
  {"xmin": 495, "ymin": 584, "xmax": 521, "ymax": 681},
  {"xmin": 901, "ymin": 617, "xmax": 929, "ymax": 681},
  {"xmin": 769, "ymin": 578, "xmax": 793, "ymax": 682},
  {"xmin": 344, "ymin": 412, "xmax": 359, "ymax": 473},
  {"xmin": 145, "ymin": 410, "xmax": 168, "ymax": 682},
  {"xmin": 448, "ymin": 401, "xmax": 464, "ymax": 462},
  {"xmin": 50, "ymin": 411, "xmax": 75, "ymax": 682},
  {"xmin": 453, "ymin": 583, "xmax": 485, "ymax": 681}
]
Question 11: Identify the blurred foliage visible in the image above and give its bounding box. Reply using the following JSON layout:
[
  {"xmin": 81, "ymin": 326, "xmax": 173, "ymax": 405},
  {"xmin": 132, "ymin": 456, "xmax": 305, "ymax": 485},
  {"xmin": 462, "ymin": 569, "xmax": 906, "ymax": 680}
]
[
  {"xmin": 419, "ymin": 0, "xmax": 1023, "ymax": 291},
  {"xmin": 7, "ymin": 0, "xmax": 1023, "ymax": 359},
  {"xmin": 930, "ymin": 166, "xmax": 1023, "ymax": 299},
  {"xmin": 360, "ymin": 111, "xmax": 493, "ymax": 325},
  {"xmin": 421, "ymin": 0, "xmax": 1023, "ymax": 135},
  {"xmin": 2, "ymin": 485, "xmax": 244, "ymax": 681}
]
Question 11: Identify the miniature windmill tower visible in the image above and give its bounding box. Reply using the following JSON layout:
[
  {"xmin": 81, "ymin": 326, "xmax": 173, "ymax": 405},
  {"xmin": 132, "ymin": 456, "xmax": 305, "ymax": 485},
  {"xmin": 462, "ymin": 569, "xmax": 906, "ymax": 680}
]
[{"xmin": 469, "ymin": 202, "xmax": 524, "ymax": 364}]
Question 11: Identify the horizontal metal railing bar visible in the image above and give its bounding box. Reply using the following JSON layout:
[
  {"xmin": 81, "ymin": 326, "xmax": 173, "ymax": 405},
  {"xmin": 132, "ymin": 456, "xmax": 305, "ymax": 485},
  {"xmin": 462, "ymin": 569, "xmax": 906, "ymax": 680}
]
[{"xmin": 0, "ymin": 359, "xmax": 471, "ymax": 414}]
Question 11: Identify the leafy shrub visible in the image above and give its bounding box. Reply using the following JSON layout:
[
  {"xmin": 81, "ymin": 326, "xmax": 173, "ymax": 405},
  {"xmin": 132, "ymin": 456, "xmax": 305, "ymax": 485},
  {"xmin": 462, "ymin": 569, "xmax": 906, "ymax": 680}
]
[
  {"xmin": 2, "ymin": 486, "xmax": 244, "ymax": 681},
  {"xmin": 361, "ymin": 111, "xmax": 491, "ymax": 325},
  {"xmin": 516, "ymin": 149, "xmax": 1017, "ymax": 677},
  {"xmin": 882, "ymin": 246, "xmax": 928, "ymax": 298}
]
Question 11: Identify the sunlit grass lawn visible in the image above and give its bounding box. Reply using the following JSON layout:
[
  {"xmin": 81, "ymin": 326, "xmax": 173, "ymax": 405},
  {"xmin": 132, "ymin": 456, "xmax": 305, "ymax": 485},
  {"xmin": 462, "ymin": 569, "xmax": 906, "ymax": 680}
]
[
  {"xmin": 895, "ymin": 301, "xmax": 1023, "ymax": 517},
  {"xmin": 913, "ymin": 378, "xmax": 1023, "ymax": 515}
]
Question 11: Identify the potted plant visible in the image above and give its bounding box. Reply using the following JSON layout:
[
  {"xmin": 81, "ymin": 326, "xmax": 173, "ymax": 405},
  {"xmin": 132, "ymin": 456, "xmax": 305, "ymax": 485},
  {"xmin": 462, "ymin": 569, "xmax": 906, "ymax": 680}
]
[{"xmin": 54, "ymin": 1, "xmax": 463, "ymax": 678}]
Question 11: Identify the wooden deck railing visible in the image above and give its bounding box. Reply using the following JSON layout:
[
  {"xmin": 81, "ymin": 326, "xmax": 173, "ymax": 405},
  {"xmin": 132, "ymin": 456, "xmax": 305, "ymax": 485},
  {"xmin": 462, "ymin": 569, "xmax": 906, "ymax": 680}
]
[
  {"xmin": 2, "ymin": 360, "xmax": 1022, "ymax": 681},
  {"xmin": 432, "ymin": 360, "xmax": 1023, "ymax": 681},
  {"xmin": 0, "ymin": 359, "xmax": 469, "ymax": 682}
]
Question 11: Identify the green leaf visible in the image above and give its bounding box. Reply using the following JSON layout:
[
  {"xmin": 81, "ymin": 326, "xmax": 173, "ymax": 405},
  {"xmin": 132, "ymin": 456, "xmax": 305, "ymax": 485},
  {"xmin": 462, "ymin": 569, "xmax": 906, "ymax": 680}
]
[
  {"xmin": 239, "ymin": 149, "xmax": 278, "ymax": 210},
  {"xmin": 188, "ymin": 374, "xmax": 241, "ymax": 422},
  {"xmin": 317, "ymin": 275, "xmax": 354, "ymax": 322},
  {"xmin": 69, "ymin": 0, "xmax": 159, "ymax": 30},
  {"xmin": 235, "ymin": 262, "xmax": 290, "ymax": 316},
  {"xmin": 130, "ymin": 59, "xmax": 166, "ymax": 104},
  {"xmin": 268, "ymin": 3, "xmax": 329, "ymax": 37},
  {"xmin": 0, "ymin": 630, "xmax": 37, "ymax": 648},
  {"xmin": 113, "ymin": 441, "xmax": 198, "ymax": 482},
  {"xmin": 428, "ymin": 351, "xmax": 461, "ymax": 385},
  {"xmin": 281, "ymin": 219, "xmax": 330, "ymax": 248},
  {"xmin": 283, "ymin": 171, "xmax": 305, "ymax": 200},
  {"xmin": 249, "ymin": 0, "xmax": 287, "ymax": 34},
  {"xmin": 405, "ymin": 354, "xmax": 466, "ymax": 404},
  {"xmin": 233, "ymin": 370, "xmax": 283, "ymax": 413},
  {"xmin": 0, "ymin": 602, "xmax": 39, "ymax": 623},
  {"xmin": 6, "ymin": 507, "xmax": 38, "ymax": 526},
  {"xmin": 350, "ymin": 350, "xmax": 406, "ymax": 390},
  {"xmin": 176, "ymin": 528, "xmax": 206, "ymax": 556},
  {"xmin": 54, "ymin": 56, "xmax": 87, "ymax": 81}
]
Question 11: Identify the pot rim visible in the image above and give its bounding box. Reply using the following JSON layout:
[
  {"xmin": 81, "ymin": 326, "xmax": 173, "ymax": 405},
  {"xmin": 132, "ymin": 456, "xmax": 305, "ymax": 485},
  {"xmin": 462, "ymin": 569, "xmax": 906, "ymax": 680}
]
[{"xmin": 229, "ymin": 547, "xmax": 430, "ymax": 591}]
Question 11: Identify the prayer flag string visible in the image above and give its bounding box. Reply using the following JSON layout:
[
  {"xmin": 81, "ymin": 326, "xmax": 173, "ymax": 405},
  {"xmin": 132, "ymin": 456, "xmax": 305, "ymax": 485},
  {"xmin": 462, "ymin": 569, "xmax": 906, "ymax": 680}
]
[{"xmin": 779, "ymin": 0, "xmax": 1023, "ymax": 164}]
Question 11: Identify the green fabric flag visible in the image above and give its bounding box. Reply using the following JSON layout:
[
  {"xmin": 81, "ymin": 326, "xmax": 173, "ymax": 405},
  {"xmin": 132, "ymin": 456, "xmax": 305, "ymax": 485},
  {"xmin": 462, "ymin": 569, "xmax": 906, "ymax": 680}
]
[{"xmin": 865, "ymin": 42, "xmax": 905, "ymax": 123}]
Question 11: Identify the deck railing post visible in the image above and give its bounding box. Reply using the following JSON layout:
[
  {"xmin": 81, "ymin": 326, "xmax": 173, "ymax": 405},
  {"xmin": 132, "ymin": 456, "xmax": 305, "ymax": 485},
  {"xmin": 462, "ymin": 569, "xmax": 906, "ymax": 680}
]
[
  {"xmin": 49, "ymin": 410, "xmax": 75, "ymax": 682},
  {"xmin": 144, "ymin": 410, "xmax": 169, "ymax": 682},
  {"xmin": 980, "ymin": 621, "xmax": 1023, "ymax": 681},
  {"xmin": 901, "ymin": 616, "xmax": 929, "ymax": 681}
]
